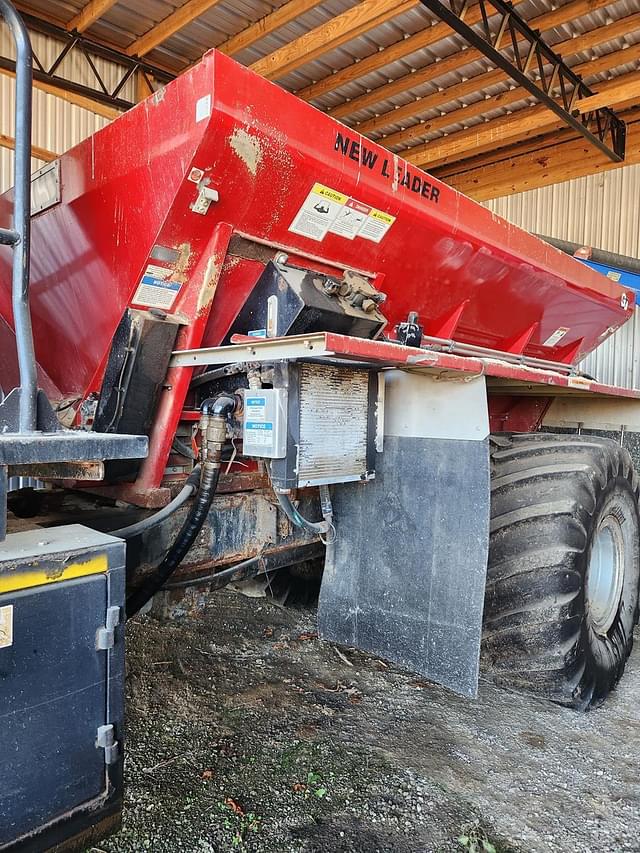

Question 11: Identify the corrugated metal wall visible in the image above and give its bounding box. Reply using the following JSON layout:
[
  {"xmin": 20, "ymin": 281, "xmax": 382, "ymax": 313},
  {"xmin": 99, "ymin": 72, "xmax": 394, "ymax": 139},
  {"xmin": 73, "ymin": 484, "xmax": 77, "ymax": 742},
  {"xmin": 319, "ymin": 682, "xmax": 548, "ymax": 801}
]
[
  {"xmin": 0, "ymin": 23, "xmax": 131, "ymax": 193},
  {"xmin": 485, "ymin": 164, "xmax": 640, "ymax": 258},
  {"xmin": 486, "ymin": 165, "xmax": 640, "ymax": 389},
  {"xmin": 579, "ymin": 310, "xmax": 640, "ymax": 390}
]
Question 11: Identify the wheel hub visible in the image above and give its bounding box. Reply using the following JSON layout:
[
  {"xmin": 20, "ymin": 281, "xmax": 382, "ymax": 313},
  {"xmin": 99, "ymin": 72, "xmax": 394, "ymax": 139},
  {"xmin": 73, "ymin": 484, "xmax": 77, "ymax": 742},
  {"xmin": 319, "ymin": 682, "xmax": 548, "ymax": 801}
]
[{"xmin": 587, "ymin": 516, "xmax": 625, "ymax": 635}]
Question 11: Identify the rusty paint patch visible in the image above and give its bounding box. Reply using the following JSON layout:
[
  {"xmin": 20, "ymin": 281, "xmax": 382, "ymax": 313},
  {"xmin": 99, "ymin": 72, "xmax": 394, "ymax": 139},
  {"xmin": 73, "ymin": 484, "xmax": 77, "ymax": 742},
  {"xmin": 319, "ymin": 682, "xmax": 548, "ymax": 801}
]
[
  {"xmin": 229, "ymin": 128, "xmax": 262, "ymax": 176},
  {"xmin": 197, "ymin": 255, "xmax": 223, "ymax": 314},
  {"xmin": 173, "ymin": 242, "xmax": 192, "ymax": 280}
]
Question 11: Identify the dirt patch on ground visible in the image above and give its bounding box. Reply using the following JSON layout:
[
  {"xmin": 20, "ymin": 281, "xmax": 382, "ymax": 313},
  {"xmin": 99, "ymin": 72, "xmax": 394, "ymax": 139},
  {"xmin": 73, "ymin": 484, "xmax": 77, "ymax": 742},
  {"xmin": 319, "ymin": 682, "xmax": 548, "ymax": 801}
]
[{"xmin": 91, "ymin": 590, "xmax": 640, "ymax": 853}]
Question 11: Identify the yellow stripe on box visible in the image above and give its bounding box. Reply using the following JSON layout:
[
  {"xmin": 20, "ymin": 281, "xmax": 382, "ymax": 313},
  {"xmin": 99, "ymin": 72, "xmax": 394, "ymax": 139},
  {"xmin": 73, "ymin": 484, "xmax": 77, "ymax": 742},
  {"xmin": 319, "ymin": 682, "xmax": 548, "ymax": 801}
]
[{"xmin": 0, "ymin": 554, "xmax": 108, "ymax": 594}]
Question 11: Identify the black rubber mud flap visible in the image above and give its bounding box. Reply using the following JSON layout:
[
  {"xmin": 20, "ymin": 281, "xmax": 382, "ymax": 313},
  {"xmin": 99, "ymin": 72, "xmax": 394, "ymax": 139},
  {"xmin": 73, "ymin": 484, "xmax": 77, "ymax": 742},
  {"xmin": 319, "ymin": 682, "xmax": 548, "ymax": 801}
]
[{"xmin": 318, "ymin": 371, "xmax": 490, "ymax": 697}]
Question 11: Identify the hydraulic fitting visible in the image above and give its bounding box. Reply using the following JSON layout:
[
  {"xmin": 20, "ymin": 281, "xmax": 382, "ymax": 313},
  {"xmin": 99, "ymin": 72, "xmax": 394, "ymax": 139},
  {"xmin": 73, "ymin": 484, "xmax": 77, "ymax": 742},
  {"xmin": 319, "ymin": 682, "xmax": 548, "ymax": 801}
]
[{"xmin": 199, "ymin": 394, "xmax": 239, "ymax": 467}]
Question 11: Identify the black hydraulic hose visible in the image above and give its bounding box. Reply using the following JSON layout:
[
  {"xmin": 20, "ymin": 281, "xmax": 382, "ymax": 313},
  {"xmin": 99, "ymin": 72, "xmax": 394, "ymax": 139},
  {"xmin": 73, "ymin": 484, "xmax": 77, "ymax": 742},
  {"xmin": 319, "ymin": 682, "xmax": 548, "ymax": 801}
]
[
  {"xmin": 267, "ymin": 462, "xmax": 333, "ymax": 537},
  {"xmin": 190, "ymin": 363, "xmax": 246, "ymax": 389},
  {"xmin": 125, "ymin": 463, "xmax": 220, "ymax": 618},
  {"xmin": 125, "ymin": 394, "xmax": 238, "ymax": 618},
  {"xmin": 172, "ymin": 436, "xmax": 197, "ymax": 460},
  {"xmin": 200, "ymin": 394, "xmax": 237, "ymax": 417}
]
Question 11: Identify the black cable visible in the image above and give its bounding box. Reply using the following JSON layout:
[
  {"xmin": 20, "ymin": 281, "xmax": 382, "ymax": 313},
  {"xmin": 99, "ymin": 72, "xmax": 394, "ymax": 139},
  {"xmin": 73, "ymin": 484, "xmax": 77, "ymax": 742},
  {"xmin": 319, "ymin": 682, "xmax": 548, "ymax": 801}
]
[
  {"xmin": 125, "ymin": 464, "xmax": 220, "ymax": 618},
  {"xmin": 273, "ymin": 489, "xmax": 330, "ymax": 535},
  {"xmin": 190, "ymin": 363, "xmax": 246, "ymax": 389},
  {"xmin": 112, "ymin": 465, "xmax": 201, "ymax": 539},
  {"xmin": 172, "ymin": 436, "xmax": 196, "ymax": 459}
]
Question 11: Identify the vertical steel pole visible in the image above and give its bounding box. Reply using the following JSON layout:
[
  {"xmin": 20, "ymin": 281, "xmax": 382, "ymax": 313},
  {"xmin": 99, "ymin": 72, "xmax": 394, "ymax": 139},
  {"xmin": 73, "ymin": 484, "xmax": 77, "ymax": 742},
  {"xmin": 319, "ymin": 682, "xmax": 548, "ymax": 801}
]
[{"xmin": 0, "ymin": 0, "xmax": 37, "ymax": 432}]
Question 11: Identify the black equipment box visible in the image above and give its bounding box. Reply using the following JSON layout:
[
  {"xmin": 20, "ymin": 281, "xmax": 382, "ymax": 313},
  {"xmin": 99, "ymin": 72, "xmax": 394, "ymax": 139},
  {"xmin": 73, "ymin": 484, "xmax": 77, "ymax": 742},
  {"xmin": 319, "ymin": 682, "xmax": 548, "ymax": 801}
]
[{"xmin": 0, "ymin": 525, "xmax": 126, "ymax": 853}]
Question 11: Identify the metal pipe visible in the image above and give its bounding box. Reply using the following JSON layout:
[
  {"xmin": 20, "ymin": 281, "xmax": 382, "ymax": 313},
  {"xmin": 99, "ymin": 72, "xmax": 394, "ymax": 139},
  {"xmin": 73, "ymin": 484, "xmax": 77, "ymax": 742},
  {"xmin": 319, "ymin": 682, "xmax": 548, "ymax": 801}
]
[
  {"xmin": 0, "ymin": 0, "xmax": 37, "ymax": 432},
  {"xmin": 419, "ymin": 334, "xmax": 576, "ymax": 374},
  {"xmin": 536, "ymin": 234, "xmax": 640, "ymax": 276}
]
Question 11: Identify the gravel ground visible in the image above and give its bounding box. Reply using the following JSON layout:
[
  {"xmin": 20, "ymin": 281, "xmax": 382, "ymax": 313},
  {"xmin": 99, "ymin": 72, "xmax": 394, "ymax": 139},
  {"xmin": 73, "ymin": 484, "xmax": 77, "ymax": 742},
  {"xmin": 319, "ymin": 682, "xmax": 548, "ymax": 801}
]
[{"xmin": 90, "ymin": 588, "xmax": 640, "ymax": 853}]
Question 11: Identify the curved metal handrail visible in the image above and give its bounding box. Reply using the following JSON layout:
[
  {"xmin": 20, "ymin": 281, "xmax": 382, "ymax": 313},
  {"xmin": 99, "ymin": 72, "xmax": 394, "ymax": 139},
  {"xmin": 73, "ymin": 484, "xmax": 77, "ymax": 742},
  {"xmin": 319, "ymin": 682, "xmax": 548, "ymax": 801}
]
[{"xmin": 0, "ymin": 0, "xmax": 36, "ymax": 433}]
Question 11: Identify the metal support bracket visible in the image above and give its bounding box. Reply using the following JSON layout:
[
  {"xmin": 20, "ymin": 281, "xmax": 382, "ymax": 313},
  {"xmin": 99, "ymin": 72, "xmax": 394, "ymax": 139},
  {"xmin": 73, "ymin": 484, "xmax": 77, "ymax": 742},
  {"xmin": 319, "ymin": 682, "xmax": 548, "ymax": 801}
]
[
  {"xmin": 191, "ymin": 184, "xmax": 219, "ymax": 215},
  {"xmin": 418, "ymin": 0, "xmax": 626, "ymax": 162}
]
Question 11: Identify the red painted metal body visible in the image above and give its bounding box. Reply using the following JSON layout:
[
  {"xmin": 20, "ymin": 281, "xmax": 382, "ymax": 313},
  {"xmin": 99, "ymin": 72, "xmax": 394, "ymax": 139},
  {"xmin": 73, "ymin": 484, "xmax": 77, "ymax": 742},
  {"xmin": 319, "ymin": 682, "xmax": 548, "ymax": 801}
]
[{"xmin": 0, "ymin": 49, "xmax": 635, "ymax": 502}]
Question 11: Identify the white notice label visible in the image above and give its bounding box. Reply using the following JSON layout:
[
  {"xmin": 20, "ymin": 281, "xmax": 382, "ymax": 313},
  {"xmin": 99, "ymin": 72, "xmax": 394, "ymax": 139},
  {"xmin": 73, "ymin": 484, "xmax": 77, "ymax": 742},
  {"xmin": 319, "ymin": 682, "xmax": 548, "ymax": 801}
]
[
  {"xmin": 245, "ymin": 396, "xmax": 266, "ymax": 421},
  {"xmin": 132, "ymin": 264, "xmax": 182, "ymax": 310},
  {"xmin": 245, "ymin": 422, "xmax": 273, "ymax": 447},
  {"xmin": 0, "ymin": 605, "xmax": 13, "ymax": 649},
  {"xmin": 542, "ymin": 327, "xmax": 569, "ymax": 348}
]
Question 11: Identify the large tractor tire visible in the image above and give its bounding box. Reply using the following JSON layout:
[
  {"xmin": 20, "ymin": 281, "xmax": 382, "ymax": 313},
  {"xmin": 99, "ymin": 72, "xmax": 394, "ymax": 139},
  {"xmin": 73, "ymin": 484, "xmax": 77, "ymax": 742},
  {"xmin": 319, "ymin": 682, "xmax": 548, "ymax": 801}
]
[{"xmin": 483, "ymin": 433, "xmax": 640, "ymax": 709}]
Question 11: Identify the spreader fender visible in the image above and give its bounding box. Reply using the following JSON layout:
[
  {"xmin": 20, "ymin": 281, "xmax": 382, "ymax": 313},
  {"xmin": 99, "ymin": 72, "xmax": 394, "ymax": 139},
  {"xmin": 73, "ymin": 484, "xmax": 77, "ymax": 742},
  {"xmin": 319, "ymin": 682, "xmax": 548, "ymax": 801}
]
[{"xmin": 318, "ymin": 370, "xmax": 490, "ymax": 697}]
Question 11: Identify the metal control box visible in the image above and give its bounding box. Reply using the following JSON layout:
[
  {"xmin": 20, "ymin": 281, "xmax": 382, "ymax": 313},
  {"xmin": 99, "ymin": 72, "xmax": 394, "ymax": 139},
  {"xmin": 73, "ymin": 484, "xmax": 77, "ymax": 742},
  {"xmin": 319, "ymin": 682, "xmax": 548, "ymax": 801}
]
[
  {"xmin": 227, "ymin": 261, "xmax": 387, "ymax": 342},
  {"xmin": 242, "ymin": 388, "xmax": 288, "ymax": 459},
  {"xmin": 0, "ymin": 525, "xmax": 126, "ymax": 853}
]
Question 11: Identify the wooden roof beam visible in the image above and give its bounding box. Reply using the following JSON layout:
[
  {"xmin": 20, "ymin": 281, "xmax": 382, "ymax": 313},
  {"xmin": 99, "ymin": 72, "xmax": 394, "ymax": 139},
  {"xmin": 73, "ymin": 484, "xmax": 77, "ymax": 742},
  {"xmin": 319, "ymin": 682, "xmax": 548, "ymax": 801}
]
[
  {"xmin": 249, "ymin": 0, "xmax": 417, "ymax": 81},
  {"xmin": 296, "ymin": 0, "xmax": 613, "ymax": 103},
  {"xmin": 382, "ymin": 87, "xmax": 524, "ymax": 151},
  {"xmin": 435, "ymin": 130, "xmax": 577, "ymax": 180},
  {"xmin": 443, "ymin": 115, "xmax": 640, "ymax": 201},
  {"xmin": 295, "ymin": 2, "xmax": 485, "ymax": 101},
  {"xmin": 126, "ymin": 0, "xmax": 225, "ymax": 58},
  {"xmin": 0, "ymin": 132, "xmax": 57, "ymax": 162},
  {"xmin": 403, "ymin": 70, "xmax": 640, "ymax": 170},
  {"xmin": 339, "ymin": 6, "xmax": 640, "ymax": 132},
  {"xmin": 430, "ymin": 92, "xmax": 640, "ymax": 178},
  {"xmin": 216, "ymin": 0, "xmax": 324, "ymax": 56},
  {"xmin": 67, "ymin": 0, "xmax": 118, "ymax": 33},
  {"xmin": 418, "ymin": 85, "xmax": 640, "ymax": 173},
  {"xmin": 380, "ymin": 40, "xmax": 640, "ymax": 151}
]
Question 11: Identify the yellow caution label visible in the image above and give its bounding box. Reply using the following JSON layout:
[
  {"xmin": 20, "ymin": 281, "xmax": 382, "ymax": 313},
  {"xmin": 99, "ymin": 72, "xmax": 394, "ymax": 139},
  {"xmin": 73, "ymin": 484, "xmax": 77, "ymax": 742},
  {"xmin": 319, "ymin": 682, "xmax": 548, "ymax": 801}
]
[
  {"xmin": 370, "ymin": 208, "xmax": 394, "ymax": 224},
  {"xmin": 0, "ymin": 554, "xmax": 108, "ymax": 594},
  {"xmin": 311, "ymin": 183, "xmax": 349, "ymax": 205}
]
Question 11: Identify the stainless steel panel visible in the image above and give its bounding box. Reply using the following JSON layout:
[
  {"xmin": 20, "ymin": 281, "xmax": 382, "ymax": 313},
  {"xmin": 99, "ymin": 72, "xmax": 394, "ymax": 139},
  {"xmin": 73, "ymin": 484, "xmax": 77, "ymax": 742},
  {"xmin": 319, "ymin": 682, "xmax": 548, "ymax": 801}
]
[{"xmin": 298, "ymin": 363, "xmax": 369, "ymax": 486}]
